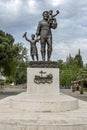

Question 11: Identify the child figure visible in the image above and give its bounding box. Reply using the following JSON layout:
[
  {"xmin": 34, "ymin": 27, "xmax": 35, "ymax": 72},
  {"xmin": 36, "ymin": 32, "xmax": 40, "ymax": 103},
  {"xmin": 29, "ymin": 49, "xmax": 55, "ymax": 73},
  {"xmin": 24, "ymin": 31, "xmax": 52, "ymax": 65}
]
[
  {"xmin": 23, "ymin": 32, "xmax": 39, "ymax": 61},
  {"xmin": 48, "ymin": 10, "xmax": 59, "ymax": 25}
]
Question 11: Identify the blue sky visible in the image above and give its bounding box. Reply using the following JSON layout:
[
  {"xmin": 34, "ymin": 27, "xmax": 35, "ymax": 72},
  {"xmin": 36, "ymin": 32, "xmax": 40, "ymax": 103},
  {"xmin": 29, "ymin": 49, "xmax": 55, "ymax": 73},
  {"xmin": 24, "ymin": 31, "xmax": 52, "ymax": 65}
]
[{"xmin": 0, "ymin": 0, "xmax": 87, "ymax": 63}]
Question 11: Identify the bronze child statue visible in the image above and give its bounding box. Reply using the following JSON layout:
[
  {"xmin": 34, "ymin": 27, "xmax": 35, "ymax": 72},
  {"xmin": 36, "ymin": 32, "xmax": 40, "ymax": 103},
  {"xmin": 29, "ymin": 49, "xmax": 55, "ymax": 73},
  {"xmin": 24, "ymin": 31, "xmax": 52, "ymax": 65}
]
[
  {"xmin": 23, "ymin": 32, "xmax": 40, "ymax": 61},
  {"xmin": 48, "ymin": 10, "xmax": 59, "ymax": 25}
]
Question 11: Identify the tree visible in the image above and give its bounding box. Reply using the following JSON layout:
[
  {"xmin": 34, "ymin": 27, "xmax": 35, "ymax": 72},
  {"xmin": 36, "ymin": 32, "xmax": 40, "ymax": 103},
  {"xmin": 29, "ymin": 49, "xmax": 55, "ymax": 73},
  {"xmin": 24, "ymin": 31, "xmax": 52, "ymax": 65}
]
[
  {"xmin": 74, "ymin": 49, "xmax": 83, "ymax": 67},
  {"xmin": 60, "ymin": 64, "xmax": 80, "ymax": 86},
  {"xmin": 0, "ymin": 30, "xmax": 29, "ymax": 83},
  {"xmin": 66, "ymin": 54, "xmax": 74, "ymax": 66},
  {"xmin": 57, "ymin": 59, "xmax": 63, "ymax": 69},
  {"xmin": 14, "ymin": 44, "xmax": 29, "ymax": 84},
  {"xmin": 60, "ymin": 50, "xmax": 84, "ymax": 87},
  {"xmin": 0, "ymin": 30, "xmax": 17, "ymax": 77}
]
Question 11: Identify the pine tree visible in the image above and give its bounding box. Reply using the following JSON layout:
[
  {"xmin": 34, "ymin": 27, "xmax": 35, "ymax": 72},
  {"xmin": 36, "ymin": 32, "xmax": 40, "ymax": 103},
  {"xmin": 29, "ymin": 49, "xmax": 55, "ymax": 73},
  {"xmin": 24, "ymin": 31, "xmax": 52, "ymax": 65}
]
[{"xmin": 74, "ymin": 49, "xmax": 83, "ymax": 67}]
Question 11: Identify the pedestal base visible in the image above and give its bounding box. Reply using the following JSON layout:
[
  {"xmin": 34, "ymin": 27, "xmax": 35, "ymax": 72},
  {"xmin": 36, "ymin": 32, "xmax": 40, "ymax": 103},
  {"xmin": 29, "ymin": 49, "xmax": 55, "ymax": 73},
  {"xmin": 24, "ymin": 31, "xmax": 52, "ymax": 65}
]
[
  {"xmin": 0, "ymin": 92, "xmax": 87, "ymax": 130},
  {"xmin": 10, "ymin": 92, "xmax": 78, "ymax": 112}
]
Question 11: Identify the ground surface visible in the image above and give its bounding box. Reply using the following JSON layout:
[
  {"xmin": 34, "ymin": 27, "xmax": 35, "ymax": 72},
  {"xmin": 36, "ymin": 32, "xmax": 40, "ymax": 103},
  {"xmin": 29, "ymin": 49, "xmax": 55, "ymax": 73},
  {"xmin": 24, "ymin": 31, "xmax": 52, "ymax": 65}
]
[
  {"xmin": 60, "ymin": 89, "xmax": 87, "ymax": 102},
  {"xmin": 0, "ymin": 88, "xmax": 26, "ymax": 99}
]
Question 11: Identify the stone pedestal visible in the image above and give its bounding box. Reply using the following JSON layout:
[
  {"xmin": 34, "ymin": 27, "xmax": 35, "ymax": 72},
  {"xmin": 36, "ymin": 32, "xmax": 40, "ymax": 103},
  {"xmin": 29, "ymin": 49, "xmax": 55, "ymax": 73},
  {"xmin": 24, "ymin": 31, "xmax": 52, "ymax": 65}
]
[
  {"xmin": 27, "ymin": 61, "xmax": 59, "ymax": 94},
  {"xmin": 27, "ymin": 68, "xmax": 60, "ymax": 94}
]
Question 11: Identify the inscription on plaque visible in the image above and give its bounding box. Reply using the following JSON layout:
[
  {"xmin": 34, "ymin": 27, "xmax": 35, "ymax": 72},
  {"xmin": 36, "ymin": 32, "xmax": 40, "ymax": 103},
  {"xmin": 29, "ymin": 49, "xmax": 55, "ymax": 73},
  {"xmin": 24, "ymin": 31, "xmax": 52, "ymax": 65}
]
[{"xmin": 34, "ymin": 70, "xmax": 53, "ymax": 84}]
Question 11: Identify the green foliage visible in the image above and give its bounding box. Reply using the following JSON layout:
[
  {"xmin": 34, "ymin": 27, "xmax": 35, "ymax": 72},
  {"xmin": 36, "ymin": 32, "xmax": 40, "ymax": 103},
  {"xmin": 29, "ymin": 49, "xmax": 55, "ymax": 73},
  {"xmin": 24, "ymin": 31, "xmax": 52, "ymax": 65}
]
[
  {"xmin": 74, "ymin": 49, "xmax": 83, "ymax": 67},
  {"xmin": 0, "ymin": 30, "xmax": 29, "ymax": 84},
  {"xmin": 14, "ymin": 56, "xmax": 29, "ymax": 85},
  {"xmin": 76, "ymin": 68, "xmax": 87, "ymax": 94},
  {"xmin": 5, "ymin": 76, "xmax": 14, "ymax": 85},
  {"xmin": 0, "ymin": 30, "xmax": 17, "ymax": 77},
  {"xmin": 76, "ymin": 68, "xmax": 87, "ymax": 80},
  {"xmin": 57, "ymin": 59, "xmax": 63, "ymax": 69},
  {"xmin": 60, "ymin": 49, "xmax": 83, "ymax": 86},
  {"xmin": 66, "ymin": 54, "xmax": 74, "ymax": 66},
  {"xmin": 14, "ymin": 62, "xmax": 27, "ymax": 84},
  {"xmin": 60, "ymin": 64, "xmax": 80, "ymax": 86},
  {"xmin": 13, "ymin": 43, "xmax": 29, "ymax": 84}
]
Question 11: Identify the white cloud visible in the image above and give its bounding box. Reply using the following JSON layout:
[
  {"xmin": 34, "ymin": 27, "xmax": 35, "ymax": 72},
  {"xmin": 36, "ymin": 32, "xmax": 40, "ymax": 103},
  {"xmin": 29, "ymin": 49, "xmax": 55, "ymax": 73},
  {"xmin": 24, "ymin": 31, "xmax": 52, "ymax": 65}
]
[
  {"xmin": 0, "ymin": 0, "xmax": 21, "ymax": 15},
  {"xmin": 0, "ymin": 0, "xmax": 22, "ymax": 24},
  {"xmin": 46, "ymin": 0, "xmax": 61, "ymax": 6},
  {"xmin": 44, "ymin": 0, "xmax": 66, "ymax": 7},
  {"xmin": 26, "ymin": 0, "xmax": 41, "ymax": 14}
]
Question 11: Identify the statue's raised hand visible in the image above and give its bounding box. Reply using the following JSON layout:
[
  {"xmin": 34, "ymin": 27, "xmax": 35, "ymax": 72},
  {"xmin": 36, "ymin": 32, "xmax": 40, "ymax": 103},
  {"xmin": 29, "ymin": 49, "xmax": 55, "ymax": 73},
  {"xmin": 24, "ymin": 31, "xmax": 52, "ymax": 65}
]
[
  {"xmin": 23, "ymin": 32, "xmax": 27, "ymax": 38},
  {"xmin": 56, "ymin": 10, "xmax": 59, "ymax": 14}
]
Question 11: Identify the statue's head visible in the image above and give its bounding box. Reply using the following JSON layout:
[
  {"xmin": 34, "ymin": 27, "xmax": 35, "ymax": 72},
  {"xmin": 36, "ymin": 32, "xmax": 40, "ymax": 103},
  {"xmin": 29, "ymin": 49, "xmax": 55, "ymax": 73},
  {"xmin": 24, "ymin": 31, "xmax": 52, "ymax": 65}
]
[
  {"xmin": 49, "ymin": 10, "xmax": 53, "ymax": 15},
  {"xmin": 31, "ymin": 34, "xmax": 35, "ymax": 39},
  {"xmin": 42, "ymin": 11, "xmax": 49, "ymax": 20}
]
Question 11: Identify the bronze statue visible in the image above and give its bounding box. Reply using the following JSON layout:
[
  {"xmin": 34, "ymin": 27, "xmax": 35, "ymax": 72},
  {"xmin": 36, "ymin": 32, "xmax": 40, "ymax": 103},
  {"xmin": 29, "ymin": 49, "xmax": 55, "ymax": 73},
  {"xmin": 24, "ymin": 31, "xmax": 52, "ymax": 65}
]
[
  {"xmin": 23, "ymin": 32, "xmax": 39, "ymax": 61},
  {"xmin": 36, "ymin": 10, "xmax": 59, "ymax": 61}
]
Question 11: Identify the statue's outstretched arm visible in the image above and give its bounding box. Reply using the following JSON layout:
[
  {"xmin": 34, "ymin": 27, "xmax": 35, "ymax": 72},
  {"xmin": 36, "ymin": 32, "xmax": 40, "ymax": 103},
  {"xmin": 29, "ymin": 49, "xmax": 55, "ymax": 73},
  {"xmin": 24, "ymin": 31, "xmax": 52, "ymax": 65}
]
[
  {"xmin": 23, "ymin": 32, "xmax": 31, "ymax": 42},
  {"xmin": 53, "ymin": 10, "xmax": 59, "ymax": 17}
]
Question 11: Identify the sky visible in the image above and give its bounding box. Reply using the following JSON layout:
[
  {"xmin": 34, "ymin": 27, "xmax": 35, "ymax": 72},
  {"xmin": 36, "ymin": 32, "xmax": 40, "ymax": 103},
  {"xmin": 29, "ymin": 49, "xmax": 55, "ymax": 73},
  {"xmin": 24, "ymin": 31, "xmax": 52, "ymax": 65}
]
[{"xmin": 0, "ymin": 0, "xmax": 87, "ymax": 63}]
